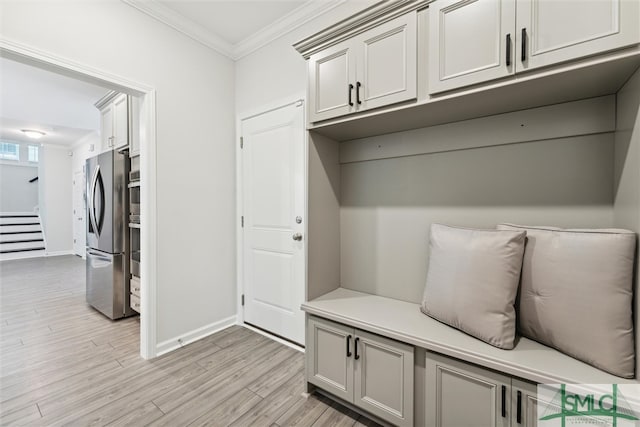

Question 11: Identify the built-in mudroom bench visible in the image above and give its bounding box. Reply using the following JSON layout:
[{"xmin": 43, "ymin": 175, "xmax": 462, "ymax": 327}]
[
  {"xmin": 303, "ymin": 289, "xmax": 636, "ymax": 426},
  {"xmin": 295, "ymin": 0, "xmax": 640, "ymax": 426}
]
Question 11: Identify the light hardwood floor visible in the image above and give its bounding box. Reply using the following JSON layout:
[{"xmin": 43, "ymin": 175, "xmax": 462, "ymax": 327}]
[{"xmin": 0, "ymin": 255, "xmax": 380, "ymax": 427}]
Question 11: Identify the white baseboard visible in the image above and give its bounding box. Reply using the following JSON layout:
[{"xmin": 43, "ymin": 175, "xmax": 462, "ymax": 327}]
[
  {"xmin": 45, "ymin": 250, "xmax": 75, "ymax": 257},
  {"xmin": 156, "ymin": 315, "xmax": 237, "ymax": 356},
  {"xmin": 0, "ymin": 250, "xmax": 45, "ymax": 262}
]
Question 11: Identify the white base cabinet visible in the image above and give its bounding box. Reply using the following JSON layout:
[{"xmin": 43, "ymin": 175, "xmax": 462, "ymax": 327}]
[
  {"xmin": 511, "ymin": 379, "xmax": 542, "ymax": 427},
  {"xmin": 307, "ymin": 316, "xmax": 414, "ymax": 427},
  {"xmin": 425, "ymin": 351, "xmax": 541, "ymax": 427}
]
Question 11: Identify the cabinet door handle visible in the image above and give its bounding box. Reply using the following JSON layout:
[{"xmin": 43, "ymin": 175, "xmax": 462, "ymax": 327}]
[
  {"xmin": 506, "ymin": 33, "xmax": 512, "ymax": 66},
  {"xmin": 356, "ymin": 82, "xmax": 362, "ymax": 105},
  {"xmin": 517, "ymin": 390, "xmax": 522, "ymax": 424},
  {"xmin": 346, "ymin": 334, "xmax": 352, "ymax": 357},
  {"xmin": 521, "ymin": 28, "xmax": 527, "ymax": 62},
  {"xmin": 501, "ymin": 385, "xmax": 507, "ymax": 418},
  {"xmin": 348, "ymin": 84, "xmax": 354, "ymax": 106},
  {"xmin": 354, "ymin": 337, "xmax": 360, "ymax": 360}
]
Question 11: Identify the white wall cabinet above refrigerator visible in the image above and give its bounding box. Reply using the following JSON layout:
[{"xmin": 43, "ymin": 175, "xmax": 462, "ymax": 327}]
[
  {"xmin": 96, "ymin": 91, "xmax": 129, "ymax": 152},
  {"xmin": 428, "ymin": 0, "xmax": 640, "ymax": 94}
]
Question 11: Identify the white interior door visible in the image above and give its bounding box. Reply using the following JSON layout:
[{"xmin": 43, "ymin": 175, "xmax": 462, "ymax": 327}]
[
  {"xmin": 73, "ymin": 169, "xmax": 86, "ymax": 256},
  {"xmin": 241, "ymin": 101, "xmax": 306, "ymax": 345}
]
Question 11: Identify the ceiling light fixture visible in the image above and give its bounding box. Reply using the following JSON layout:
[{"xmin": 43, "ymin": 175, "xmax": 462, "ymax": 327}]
[{"xmin": 21, "ymin": 129, "xmax": 46, "ymax": 139}]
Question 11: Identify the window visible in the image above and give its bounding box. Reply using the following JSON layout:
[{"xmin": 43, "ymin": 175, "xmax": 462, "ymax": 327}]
[
  {"xmin": 28, "ymin": 145, "xmax": 39, "ymax": 163},
  {"xmin": 0, "ymin": 142, "xmax": 20, "ymax": 161}
]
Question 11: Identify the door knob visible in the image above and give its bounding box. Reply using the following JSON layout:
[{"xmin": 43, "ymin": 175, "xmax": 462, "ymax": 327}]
[{"xmin": 292, "ymin": 233, "xmax": 303, "ymax": 241}]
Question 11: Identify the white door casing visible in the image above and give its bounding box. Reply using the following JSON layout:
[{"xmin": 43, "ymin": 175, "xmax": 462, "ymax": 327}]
[
  {"xmin": 73, "ymin": 169, "xmax": 85, "ymax": 256},
  {"xmin": 241, "ymin": 101, "xmax": 306, "ymax": 345}
]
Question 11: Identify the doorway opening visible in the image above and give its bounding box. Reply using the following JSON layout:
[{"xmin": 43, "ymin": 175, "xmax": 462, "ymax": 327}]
[{"xmin": 0, "ymin": 40, "xmax": 157, "ymax": 359}]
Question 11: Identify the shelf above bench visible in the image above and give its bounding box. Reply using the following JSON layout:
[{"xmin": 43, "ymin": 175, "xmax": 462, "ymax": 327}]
[{"xmin": 302, "ymin": 287, "xmax": 636, "ymax": 385}]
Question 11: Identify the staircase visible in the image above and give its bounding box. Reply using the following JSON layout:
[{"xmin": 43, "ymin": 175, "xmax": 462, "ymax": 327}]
[{"xmin": 0, "ymin": 213, "xmax": 46, "ymax": 261}]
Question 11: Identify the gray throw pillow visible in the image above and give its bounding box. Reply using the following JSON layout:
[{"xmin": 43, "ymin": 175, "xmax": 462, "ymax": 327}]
[
  {"xmin": 497, "ymin": 223, "xmax": 636, "ymax": 378},
  {"xmin": 421, "ymin": 224, "xmax": 526, "ymax": 350}
]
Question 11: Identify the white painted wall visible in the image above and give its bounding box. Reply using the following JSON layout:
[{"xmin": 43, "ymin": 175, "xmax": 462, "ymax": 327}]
[
  {"xmin": 39, "ymin": 145, "xmax": 73, "ymax": 254},
  {"xmin": 1, "ymin": 1, "xmax": 236, "ymax": 349},
  {"xmin": 0, "ymin": 163, "xmax": 38, "ymax": 212},
  {"xmin": 235, "ymin": 1, "xmax": 377, "ymax": 115}
]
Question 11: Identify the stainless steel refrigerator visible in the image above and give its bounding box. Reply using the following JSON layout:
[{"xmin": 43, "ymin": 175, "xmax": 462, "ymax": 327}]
[{"xmin": 86, "ymin": 150, "xmax": 134, "ymax": 319}]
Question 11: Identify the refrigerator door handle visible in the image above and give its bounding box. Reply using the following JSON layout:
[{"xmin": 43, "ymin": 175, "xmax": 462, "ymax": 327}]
[
  {"xmin": 90, "ymin": 165, "xmax": 101, "ymax": 237},
  {"xmin": 87, "ymin": 249, "xmax": 111, "ymax": 260}
]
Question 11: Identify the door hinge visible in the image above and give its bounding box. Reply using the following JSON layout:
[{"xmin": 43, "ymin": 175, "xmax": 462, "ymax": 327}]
[
  {"xmin": 241, "ymin": 216, "xmax": 244, "ymax": 227},
  {"xmin": 241, "ymin": 294, "xmax": 245, "ymax": 306},
  {"xmin": 240, "ymin": 137, "xmax": 243, "ymax": 149}
]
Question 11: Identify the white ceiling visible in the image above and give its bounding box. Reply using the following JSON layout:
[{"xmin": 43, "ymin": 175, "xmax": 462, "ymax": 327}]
[
  {"xmin": 123, "ymin": 0, "xmax": 348, "ymax": 59},
  {"xmin": 0, "ymin": 57, "xmax": 111, "ymax": 147}
]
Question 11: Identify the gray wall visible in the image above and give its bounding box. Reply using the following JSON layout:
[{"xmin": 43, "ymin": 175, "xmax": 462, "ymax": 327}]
[
  {"xmin": 613, "ymin": 67, "xmax": 640, "ymax": 380},
  {"xmin": 338, "ymin": 98, "xmax": 616, "ymax": 304},
  {"xmin": 0, "ymin": 164, "xmax": 39, "ymax": 212}
]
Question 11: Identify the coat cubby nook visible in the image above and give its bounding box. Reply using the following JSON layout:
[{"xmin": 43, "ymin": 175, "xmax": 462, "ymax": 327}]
[{"xmin": 298, "ymin": 2, "xmax": 640, "ymax": 425}]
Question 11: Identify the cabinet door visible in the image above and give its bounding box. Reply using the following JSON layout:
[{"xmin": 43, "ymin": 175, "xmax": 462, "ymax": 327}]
[
  {"xmin": 517, "ymin": 0, "xmax": 640, "ymax": 72},
  {"xmin": 356, "ymin": 11, "xmax": 417, "ymax": 111},
  {"xmin": 100, "ymin": 103, "xmax": 114, "ymax": 152},
  {"xmin": 354, "ymin": 330, "xmax": 414, "ymax": 427},
  {"xmin": 306, "ymin": 316, "xmax": 354, "ymax": 402},
  {"xmin": 425, "ymin": 352, "xmax": 511, "ymax": 427},
  {"xmin": 512, "ymin": 379, "xmax": 559, "ymax": 427},
  {"xmin": 428, "ymin": 0, "xmax": 516, "ymax": 94},
  {"xmin": 112, "ymin": 94, "xmax": 129, "ymax": 150},
  {"xmin": 308, "ymin": 39, "xmax": 356, "ymax": 123}
]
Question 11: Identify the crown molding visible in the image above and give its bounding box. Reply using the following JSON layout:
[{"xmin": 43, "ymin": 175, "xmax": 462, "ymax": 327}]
[
  {"xmin": 122, "ymin": 0, "xmax": 350, "ymax": 61},
  {"xmin": 294, "ymin": 0, "xmax": 429, "ymax": 59},
  {"xmin": 121, "ymin": 0, "xmax": 235, "ymax": 59},
  {"xmin": 233, "ymin": 0, "xmax": 348, "ymax": 60}
]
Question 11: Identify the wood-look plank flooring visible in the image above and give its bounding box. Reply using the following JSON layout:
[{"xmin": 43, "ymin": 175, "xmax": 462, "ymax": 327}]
[{"xmin": 0, "ymin": 255, "xmax": 380, "ymax": 426}]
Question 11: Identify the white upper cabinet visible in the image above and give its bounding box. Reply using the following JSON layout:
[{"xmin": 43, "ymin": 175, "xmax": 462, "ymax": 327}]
[
  {"xmin": 356, "ymin": 12, "xmax": 417, "ymax": 112},
  {"xmin": 517, "ymin": 0, "xmax": 640, "ymax": 72},
  {"xmin": 309, "ymin": 40, "xmax": 357, "ymax": 123},
  {"xmin": 100, "ymin": 103, "xmax": 114, "ymax": 153},
  {"xmin": 96, "ymin": 92, "xmax": 129, "ymax": 152},
  {"xmin": 308, "ymin": 11, "xmax": 417, "ymax": 123},
  {"xmin": 428, "ymin": 0, "xmax": 516, "ymax": 94},
  {"xmin": 112, "ymin": 94, "xmax": 129, "ymax": 150},
  {"xmin": 429, "ymin": 0, "xmax": 640, "ymax": 94}
]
